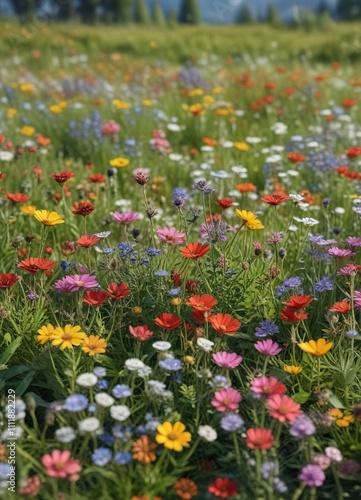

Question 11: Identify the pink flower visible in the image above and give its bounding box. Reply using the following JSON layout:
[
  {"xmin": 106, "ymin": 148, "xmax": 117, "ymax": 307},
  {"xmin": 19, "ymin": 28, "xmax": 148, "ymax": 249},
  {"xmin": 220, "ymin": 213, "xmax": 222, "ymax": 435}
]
[
  {"xmin": 156, "ymin": 226, "xmax": 186, "ymax": 246},
  {"xmin": 347, "ymin": 236, "xmax": 361, "ymax": 247},
  {"xmin": 211, "ymin": 388, "xmax": 242, "ymax": 412},
  {"xmin": 212, "ymin": 352, "xmax": 243, "ymax": 369},
  {"xmin": 250, "ymin": 376, "xmax": 287, "ymax": 399},
  {"xmin": 129, "ymin": 325, "xmax": 153, "ymax": 341},
  {"xmin": 111, "ymin": 211, "xmax": 139, "ymax": 223},
  {"xmin": 338, "ymin": 264, "xmax": 361, "ymax": 276},
  {"xmin": 267, "ymin": 394, "xmax": 302, "ymax": 423},
  {"xmin": 54, "ymin": 274, "xmax": 99, "ymax": 292},
  {"xmin": 327, "ymin": 247, "xmax": 355, "ymax": 258},
  {"xmin": 41, "ymin": 450, "xmax": 81, "ymax": 479},
  {"xmin": 254, "ymin": 339, "xmax": 282, "ymax": 356},
  {"xmin": 354, "ymin": 291, "xmax": 361, "ymax": 310},
  {"xmin": 101, "ymin": 120, "xmax": 120, "ymax": 135}
]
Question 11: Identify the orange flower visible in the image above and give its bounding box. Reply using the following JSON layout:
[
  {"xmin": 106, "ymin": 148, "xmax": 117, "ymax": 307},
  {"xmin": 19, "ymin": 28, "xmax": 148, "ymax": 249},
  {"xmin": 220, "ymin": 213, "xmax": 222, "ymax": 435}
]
[
  {"xmin": 202, "ymin": 137, "xmax": 218, "ymax": 146},
  {"xmin": 71, "ymin": 201, "xmax": 95, "ymax": 216},
  {"xmin": 329, "ymin": 301, "xmax": 350, "ymax": 314},
  {"xmin": 280, "ymin": 308, "xmax": 308, "ymax": 322},
  {"xmin": 209, "ymin": 313, "xmax": 241, "ymax": 335},
  {"xmin": 132, "ymin": 435, "xmax": 157, "ymax": 464},
  {"xmin": 282, "ymin": 296, "xmax": 313, "ymax": 310},
  {"xmin": 50, "ymin": 171, "xmax": 75, "ymax": 184},
  {"xmin": 287, "ymin": 152, "xmax": 305, "ymax": 163},
  {"xmin": 217, "ymin": 198, "xmax": 234, "ymax": 209},
  {"xmin": 18, "ymin": 257, "xmax": 56, "ymax": 277},
  {"xmin": 187, "ymin": 294, "xmax": 217, "ymax": 312},
  {"xmin": 82, "ymin": 290, "xmax": 108, "ymax": 306},
  {"xmin": 181, "ymin": 243, "xmax": 210, "ymax": 260},
  {"xmin": 236, "ymin": 183, "xmax": 256, "ymax": 193},
  {"xmin": 154, "ymin": 313, "xmax": 182, "ymax": 330},
  {"xmin": 5, "ymin": 193, "xmax": 30, "ymax": 203},
  {"xmin": 174, "ymin": 478, "xmax": 198, "ymax": 499},
  {"xmin": 261, "ymin": 194, "xmax": 290, "ymax": 206},
  {"xmin": 88, "ymin": 173, "xmax": 106, "ymax": 183}
]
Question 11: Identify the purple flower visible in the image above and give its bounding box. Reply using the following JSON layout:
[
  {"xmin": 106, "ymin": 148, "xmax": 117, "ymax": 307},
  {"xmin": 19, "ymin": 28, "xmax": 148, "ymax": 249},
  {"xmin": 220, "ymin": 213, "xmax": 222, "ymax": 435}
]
[
  {"xmin": 308, "ymin": 234, "xmax": 337, "ymax": 246},
  {"xmin": 267, "ymin": 232, "xmax": 284, "ymax": 245},
  {"xmin": 255, "ymin": 319, "xmax": 279, "ymax": 338},
  {"xmin": 290, "ymin": 414, "xmax": 316, "ymax": 438},
  {"xmin": 114, "ymin": 452, "xmax": 132, "ymax": 465},
  {"xmin": 92, "ymin": 447, "xmax": 112, "ymax": 466},
  {"xmin": 158, "ymin": 358, "xmax": 182, "ymax": 371},
  {"xmin": 112, "ymin": 385, "xmax": 132, "ymax": 398},
  {"xmin": 327, "ymin": 247, "xmax": 355, "ymax": 258},
  {"xmin": 347, "ymin": 236, "xmax": 361, "ymax": 247},
  {"xmin": 54, "ymin": 274, "xmax": 99, "ymax": 292},
  {"xmin": 299, "ymin": 464, "xmax": 326, "ymax": 487},
  {"xmin": 314, "ymin": 276, "xmax": 333, "ymax": 293},
  {"xmin": 254, "ymin": 339, "xmax": 282, "ymax": 356},
  {"xmin": 339, "ymin": 264, "xmax": 361, "ymax": 276},
  {"xmin": 354, "ymin": 291, "xmax": 361, "ymax": 309},
  {"xmin": 64, "ymin": 394, "xmax": 89, "ymax": 412},
  {"xmin": 220, "ymin": 413, "xmax": 244, "ymax": 431},
  {"xmin": 338, "ymin": 459, "xmax": 361, "ymax": 476}
]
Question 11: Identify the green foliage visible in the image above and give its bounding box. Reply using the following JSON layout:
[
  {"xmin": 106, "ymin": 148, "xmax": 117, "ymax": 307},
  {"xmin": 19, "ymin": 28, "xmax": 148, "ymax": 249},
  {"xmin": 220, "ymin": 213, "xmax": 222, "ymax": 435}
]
[
  {"xmin": 236, "ymin": 5, "xmax": 255, "ymax": 24},
  {"xmin": 337, "ymin": 0, "xmax": 361, "ymax": 20},
  {"xmin": 178, "ymin": 0, "xmax": 201, "ymax": 24},
  {"xmin": 153, "ymin": 1, "xmax": 166, "ymax": 27},
  {"xmin": 134, "ymin": 0, "xmax": 151, "ymax": 25},
  {"xmin": 266, "ymin": 5, "xmax": 283, "ymax": 27}
]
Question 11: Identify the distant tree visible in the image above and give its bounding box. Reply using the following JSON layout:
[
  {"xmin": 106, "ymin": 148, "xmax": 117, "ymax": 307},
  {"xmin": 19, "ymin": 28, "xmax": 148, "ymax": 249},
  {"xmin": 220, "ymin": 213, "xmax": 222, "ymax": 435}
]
[
  {"xmin": 318, "ymin": 9, "xmax": 334, "ymax": 28},
  {"xmin": 236, "ymin": 5, "xmax": 255, "ymax": 24},
  {"xmin": 108, "ymin": 0, "xmax": 132, "ymax": 23},
  {"xmin": 134, "ymin": 0, "xmax": 151, "ymax": 24},
  {"xmin": 79, "ymin": 0, "xmax": 99, "ymax": 23},
  {"xmin": 153, "ymin": 1, "xmax": 166, "ymax": 27},
  {"xmin": 337, "ymin": 0, "xmax": 361, "ymax": 20},
  {"xmin": 316, "ymin": 0, "xmax": 329, "ymax": 14},
  {"xmin": 178, "ymin": 0, "xmax": 201, "ymax": 24},
  {"xmin": 302, "ymin": 9, "xmax": 317, "ymax": 31},
  {"xmin": 168, "ymin": 7, "xmax": 177, "ymax": 26},
  {"xmin": 266, "ymin": 5, "xmax": 282, "ymax": 27},
  {"xmin": 11, "ymin": 0, "xmax": 37, "ymax": 18},
  {"xmin": 56, "ymin": 0, "xmax": 74, "ymax": 21}
]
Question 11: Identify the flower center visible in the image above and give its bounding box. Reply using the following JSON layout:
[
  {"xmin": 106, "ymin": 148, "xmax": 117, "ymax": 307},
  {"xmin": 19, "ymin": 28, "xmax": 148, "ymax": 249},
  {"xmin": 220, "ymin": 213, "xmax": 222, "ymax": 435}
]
[
  {"xmin": 54, "ymin": 463, "xmax": 64, "ymax": 470},
  {"xmin": 62, "ymin": 334, "xmax": 72, "ymax": 341},
  {"xmin": 76, "ymin": 281, "xmax": 85, "ymax": 287},
  {"xmin": 168, "ymin": 433, "xmax": 178, "ymax": 440}
]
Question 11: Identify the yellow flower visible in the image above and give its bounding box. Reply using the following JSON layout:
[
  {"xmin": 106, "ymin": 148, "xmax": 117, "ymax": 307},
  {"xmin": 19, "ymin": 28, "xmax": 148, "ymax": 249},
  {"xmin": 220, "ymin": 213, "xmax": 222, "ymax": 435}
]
[
  {"xmin": 112, "ymin": 99, "xmax": 131, "ymax": 110},
  {"xmin": 51, "ymin": 325, "xmax": 85, "ymax": 350},
  {"xmin": 203, "ymin": 95, "xmax": 215, "ymax": 105},
  {"xmin": 132, "ymin": 306, "xmax": 142, "ymax": 315},
  {"xmin": 188, "ymin": 88, "xmax": 203, "ymax": 97},
  {"xmin": 37, "ymin": 324, "xmax": 55, "ymax": 344},
  {"xmin": 215, "ymin": 108, "xmax": 229, "ymax": 116},
  {"xmin": 109, "ymin": 157, "xmax": 129, "ymax": 168},
  {"xmin": 182, "ymin": 356, "xmax": 195, "ymax": 365},
  {"xmin": 328, "ymin": 408, "xmax": 354, "ymax": 427},
  {"xmin": 171, "ymin": 298, "xmax": 182, "ymax": 306},
  {"xmin": 82, "ymin": 335, "xmax": 107, "ymax": 356},
  {"xmin": 33, "ymin": 210, "xmax": 65, "ymax": 226},
  {"xmin": 189, "ymin": 103, "xmax": 204, "ymax": 116},
  {"xmin": 21, "ymin": 126, "xmax": 35, "ymax": 136},
  {"xmin": 156, "ymin": 422, "xmax": 191, "ymax": 451},
  {"xmin": 142, "ymin": 100, "xmax": 152, "ymax": 107},
  {"xmin": 283, "ymin": 365, "xmax": 302, "ymax": 375},
  {"xmin": 21, "ymin": 204, "xmax": 37, "ymax": 215},
  {"xmin": 298, "ymin": 338, "xmax": 333, "ymax": 357},
  {"xmin": 6, "ymin": 108, "xmax": 17, "ymax": 118},
  {"xmin": 149, "ymin": 40, "xmax": 157, "ymax": 48},
  {"xmin": 212, "ymin": 86, "xmax": 224, "ymax": 94},
  {"xmin": 20, "ymin": 83, "xmax": 35, "ymax": 93},
  {"xmin": 49, "ymin": 105, "xmax": 63, "ymax": 114},
  {"xmin": 235, "ymin": 209, "xmax": 264, "ymax": 230},
  {"xmin": 234, "ymin": 142, "xmax": 250, "ymax": 151},
  {"xmin": 59, "ymin": 101, "xmax": 68, "ymax": 109}
]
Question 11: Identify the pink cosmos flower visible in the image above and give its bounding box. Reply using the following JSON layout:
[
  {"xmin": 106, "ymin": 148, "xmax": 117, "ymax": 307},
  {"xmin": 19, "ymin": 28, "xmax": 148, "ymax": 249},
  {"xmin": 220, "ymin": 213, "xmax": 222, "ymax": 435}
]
[
  {"xmin": 41, "ymin": 450, "xmax": 81, "ymax": 480},
  {"xmin": 156, "ymin": 226, "xmax": 186, "ymax": 246},
  {"xmin": 212, "ymin": 352, "xmax": 243, "ymax": 369},
  {"xmin": 338, "ymin": 264, "xmax": 361, "ymax": 276},
  {"xmin": 211, "ymin": 387, "xmax": 242, "ymax": 412},
  {"xmin": 101, "ymin": 120, "xmax": 120, "ymax": 135},
  {"xmin": 250, "ymin": 376, "xmax": 287, "ymax": 399},
  {"xmin": 267, "ymin": 394, "xmax": 302, "ymax": 423},
  {"xmin": 254, "ymin": 339, "xmax": 282, "ymax": 356},
  {"xmin": 54, "ymin": 274, "xmax": 99, "ymax": 292},
  {"xmin": 354, "ymin": 291, "xmax": 361, "ymax": 310},
  {"xmin": 111, "ymin": 211, "xmax": 139, "ymax": 224},
  {"xmin": 129, "ymin": 325, "xmax": 154, "ymax": 341},
  {"xmin": 347, "ymin": 236, "xmax": 361, "ymax": 247},
  {"xmin": 327, "ymin": 247, "xmax": 355, "ymax": 258}
]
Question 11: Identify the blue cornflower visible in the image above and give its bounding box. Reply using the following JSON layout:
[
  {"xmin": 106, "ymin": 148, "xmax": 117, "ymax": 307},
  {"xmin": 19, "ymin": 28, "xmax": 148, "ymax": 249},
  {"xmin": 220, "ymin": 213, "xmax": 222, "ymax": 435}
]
[
  {"xmin": 158, "ymin": 358, "xmax": 182, "ymax": 371},
  {"xmin": 283, "ymin": 276, "xmax": 303, "ymax": 288},
  {"xmin": 88, "ymin": 404, "xmax": 98, "ymax": 412},
  {"xmin": 209, "ymin": 375, "xmax": 230, "ymax": 389},
  {"xmin": 114, "ymin": 452, "xmax": 132, "ymax": 465},
  {"xmin": 135, "ymin": 425, "xmax": 147, "ymax": 434},
  {"xmin": 118, "ymin": 242, "xmax": 134, "ymax": 257},
  {"xmin": 155, "ymin": 270, "xmax": 168, "ymax": 277},
  {"xmin": 261, "ymin": 461, "xmax": 276, "ymax": 479},
  {"xmin": 0, "ymin": 463, "xmax": 11, "ymax": 479},
  {"xmin": 221, "ymin": 413, "xmax": 244, "ymax": 431},
  {"xmin": 172, "ymin": 196, "xmax": 186, "ymax": 209},
  {"xmin": 140, "ymin": 259, "xmax": 150, "ymax": 267},
  {"xmin": 255, "ymin": 319, "xmax": 279, "ymax": 338},
  {"xmin": 275, "ymin": 285, "xmax": 287, "ymax": 296},
  {"xmin": 146, "ymin": 248, "xmax": 162, "ymax": 257},
  {"xmin": 315, "ymin": 276, "xmax": 334, "ymax": 292},
  {"xmin": 64, "ymin": 394, "xmax": 88, "ymax": 412},
  {"xmin": 92, "ymin": 448, "xmax": 112, "ymax": 466},
  {"xmin": 102, "ymin": 248, "xmax": 115, "ymax": 254},
  {"xmin": 173, "ymin": 187, "xmax": 188, "ymax": 199},
  {"xmin": 93, "ymin": 367, "xmax": 107, "ymax": 378},
  {"xmin": 145, "ymin": 420, "xmax": 161, "ymax": 432},
  {"xmin": 112, "ymin": 426, "xmax": 126, "ymax": 440},
  {"xmin": 167, "ymin": 287, "xmax": 181, "ymax": 297},
  {"xmin": 99, "ymin": 433, "xmax": 115, "ymax": 446},
  {"xmin": 97, "ymin": 380, "xmax": 109, "ymax": 390},
  {"xmin": 60, "ymin": 260, "xmax": 77, "ymax": 272},
  {"xmin": 112, "ymin": 384, "xmax": 132, "ymax": 398},
  {"xmin": 347, "ymin": 330, "xmax": 359, "ymax": 338}
]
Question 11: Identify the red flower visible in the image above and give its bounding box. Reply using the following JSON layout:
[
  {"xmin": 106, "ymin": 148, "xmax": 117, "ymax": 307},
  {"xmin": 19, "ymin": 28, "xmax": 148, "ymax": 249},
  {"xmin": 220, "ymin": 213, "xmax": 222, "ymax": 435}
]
[
  {"xmin": 50, "ymin": 171, "xmax": 75, "ymax": 184},
  {"xmin": 154, "ymin": 313, "xmax": 182, "ymax": 330},
  {"xmin": 17, "ymin": 257, "xmax": 56, "ymax": 277},
  {"xmin": 282, "ymin": 295, "xmax": 313, "ymax": 310},
  {"xmin": 181, "ymin": 243, "xmax": 210, "ymax": 260},
  {"xmin": 0, "ymin": 273, "xmax": 19, "ymax": 289},
  {"xmin": 185, "ymin": 280, "xmax": 199, "ymax": 293},
  {"xmin": 280, "ymin": 308, "xmax": 308, "ymax": 322},
  {"xmin": 0, "ymin": 173, "xmax": 6, "ymax": 179},
  {"xmin": 346, "ymin": 147, "xmax": 361, "ymax": 158},
  {"xmin": 342, "ymin": 99, "xmax": 357, "ymax": 108},
  {"xmin": 77, "ymin": 235, "xmax": 101, "ymax": 248},
  {"xmin": 208, "ymin": 478, "xmax": 238, "ymax": 498},
  {"xmin": 71, "ymin": 201, "xmax": 95, "ymax": 216},
  {"xmin": 287, "ymin": 152, "xmax": 305, "ymax": 163},
  {"xmin": 246, "ymin": 428, "xmax": 274, "ymax": 450},
  {"xmin": 329, "ymin": 301, "xmax": 350, "ymax": 314},
  {"xmin": 82, "ymin": 290, "xmax": 108, "ymax": 306},
  {"xmin": 187, "ymin": 294, "xmax": 217, "ymax": 311},
  {"xmin": 5, "ymin": 193, "xmax": 30, "ymax": 203},
  {"xmin": 172, "ymin": 270, "xmax": 182, "ymax": 286},
  {"xmin": 192, "ymin": 309, "xmax": 207, "ymax": 323},
  {"xmin": 107, "ymin": 282, "xmax": 130, "ymax": 300},
  {"xmin": 209, "ymin": 313, "xmax": 241, "ymax": 335},
  {"xmin": 217, "ymin": 198, "xmax": 234, "ymax": 209},
  {"xmin": 261, "ymin": 194, "xmax": 290, "ymax": 206},
  {"xmin": 88, "ymin": 173, "xmax": 106, "ymax": 183}
]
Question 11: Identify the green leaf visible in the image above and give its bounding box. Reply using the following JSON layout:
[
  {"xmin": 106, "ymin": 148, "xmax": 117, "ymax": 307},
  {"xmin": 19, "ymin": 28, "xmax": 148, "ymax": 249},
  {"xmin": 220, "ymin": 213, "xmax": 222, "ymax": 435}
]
[
  {"xmin": 329, "ymin": 394, "xmax": 345, "ymax": 409},
  {"xmin": 292, "ymin": 391, "xmax": 311, "ymax": 404},
  {"xmin": 15, "ymin": 371, "xmax": 36, "ymax": 397},
  {"xmin": 0, "ymin": 337, "xmax": 22, "ymax": 366}
]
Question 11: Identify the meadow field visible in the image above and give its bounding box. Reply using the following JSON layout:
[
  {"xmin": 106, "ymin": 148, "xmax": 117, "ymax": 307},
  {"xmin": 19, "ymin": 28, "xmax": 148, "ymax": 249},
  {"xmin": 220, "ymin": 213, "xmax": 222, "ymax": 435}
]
[{"xmin": 0, "ymin": 20, "xmax": 361, "ymax": 499}]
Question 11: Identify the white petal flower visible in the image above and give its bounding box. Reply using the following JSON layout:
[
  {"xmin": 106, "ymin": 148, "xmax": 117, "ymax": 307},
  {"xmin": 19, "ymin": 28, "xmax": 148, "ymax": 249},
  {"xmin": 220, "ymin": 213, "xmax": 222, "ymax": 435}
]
[
  {"xmin": 76, "ymin": 373, "xmax": 98, "ymax": 388},
  {"xmin": 95, "ymin": 393, "xmax": 115, "ymax": 407},
  {"xmin": 110, "ymin": 405, "xmax": 130, "ymax": 421},
  {"xmin": 198, "ymin": 425, "xmax": 217, "ymax": 442}
]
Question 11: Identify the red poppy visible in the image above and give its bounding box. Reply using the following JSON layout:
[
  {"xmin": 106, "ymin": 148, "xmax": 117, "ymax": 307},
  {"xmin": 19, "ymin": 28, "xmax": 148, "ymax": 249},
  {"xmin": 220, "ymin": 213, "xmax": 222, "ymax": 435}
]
[
  {"xmin": 192, "ymin": 309, "xmax": 207, "ymax": 323},
  {"xmin": 246, "ymin": 428, "xmax": 274, "ymax": 450},
  {"xmin": 287, "ymin": 152, "xmax": 305, "ymax": 163},
  {"xmin": 154, "ymin": 313, "xmax": 182, "ymax": 330},
  {"xmin": 342, "ymin": 99, "xmax": 357, "ymax": 108},
  {"xmin": 284, "ymin": 87, "xmax": 296, "ymax": 96},
  {"xmin": 181, "ymin": 243, "xmax": 210, "ymax": 260},
  {"xmin": 280, "ymin": 308, "xmax": 308, "ymax": 322},
  {"xmin": 107, "ymin": 282, "xmax": 131, "ymax": 300},
  {"xmin": 346, "ymin": 147, "xmax": 361, "ymax": 158},
  {"xmin": 71, "ymin": 201, "xmax": 95, "ymax": 216},
  {"xmin": 77, "ymin": 235, "xmax": 101, "ymax": 248},
  {"xmin": 5, "ymin": 193, "xmax": 30, "ymax": 203},
  {"xmin": 208, "ymin": 478, "xmax": 238, "ymax": 498},
  {"xmin": 187, "ymin": 294, "xmax": 217, "ymax": 312},
  {"xmin": 261, "ymin": 194, "xmax": 290, "ymax": 206},
  {"xmin": 17, "ymin": 257, "xmax": 56, "ymax": 277},
  {"xmin": 88, "ymin": 173, "xmax": 106, "ymax": 183},
  {"xmin": 265, "ymin": 81, "xmax": 276, "ymax": 90},
  {"xmin": 82, "ymin": 290, "xmax": 108, "ymax": 306},
  {"xmin": 329, "ymin": 301, "xmax": 350, "ymax": 314},
  {"xmin": 0, "ymin": 173, "xmax": 6, "ymax": 179},
  {"xmin": 0, "ymin": 273, "xmax": 19, "ymax": 289},
  {"xmin": 282, "ymin": 295, "xmax": 313, "ymax": 310},
  {"xmin": 217, "ymin": 198, "xmax": 234, "ymax": 209},
  {"xmin": 50, "ymin": 171, "xmax": 75, "ymax": 184},
  {"xmin": 209, "ymin": 313, "xmax": 241, "ymax": 335}
]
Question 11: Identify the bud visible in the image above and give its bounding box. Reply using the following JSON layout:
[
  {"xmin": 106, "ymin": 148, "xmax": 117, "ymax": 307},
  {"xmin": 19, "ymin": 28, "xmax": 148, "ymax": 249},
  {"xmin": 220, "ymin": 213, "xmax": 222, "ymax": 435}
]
[
  {"xmin": 132, "ymin": 306, "xmax": 142, "ymax": 315},
  {"xmin": 253, "ymin": 241, "xmax": 262, "ymax": 256},
  {"xmin": 145, "ymin": 207, "xmax": 158, "ymax": 219},
  {"xmin": 242, "ymin": 261, "xmax": 249, "ymax": 270},
  {"xmin": 279, "ymin": 248, "xmax": 287, "ymax": 259},
  {"xmin": 45, "ymin": 410, "xmax": 55, "ymax": 426},
  {"xmin": 132, "ymin": 228, "xmax": 142, "ymax": 242},
  {"xmin": 353, "ymin": 402, "xmax": 361, "ymax": 421},
  {"xmin": 25, "ymin": 394, "xmax": 36, "ymax": 412},
  {"xmin": 134, "ymin": 168, "xmax": 149, "ymax": 186}
]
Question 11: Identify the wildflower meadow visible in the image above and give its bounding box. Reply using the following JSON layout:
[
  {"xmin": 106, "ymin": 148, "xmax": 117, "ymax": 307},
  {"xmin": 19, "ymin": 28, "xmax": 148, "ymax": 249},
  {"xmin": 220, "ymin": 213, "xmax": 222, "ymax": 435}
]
[{"xmin": 0, "ymin": 19, "xmax": 361, "ymax": 500}]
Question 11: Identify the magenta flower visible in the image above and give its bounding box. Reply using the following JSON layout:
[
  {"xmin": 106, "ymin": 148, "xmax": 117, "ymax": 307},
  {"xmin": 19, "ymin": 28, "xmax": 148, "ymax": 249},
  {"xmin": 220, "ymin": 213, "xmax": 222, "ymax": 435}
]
[
  {"xmin": 347, "ymin": 236, "xmax": 361, "ymax": 247},
  {"xmin": 354, "ymin": 291, "xmax": 361, "ymax": 310},
  {"xmin": 327, "ymin": 247, "xmax": 355, "ymax": 258},
  {"xmin": 101, "ymin": 120, "xmax": 120, "ymax": 135},
  {"xmin": 254, "ymin": 339, "xmax": 282, "ymax": 356},
  {"xmin": 156, "ymin": 226, "xmax": 186, "ymax": 246},
  {"xmin": 41, "ymin": 449, "xmax": 81, "ymax": 479},
  {"xmin": 211, "ymin": 387, "xmax": 242, "ymax": 412},
  {"xmin": 111, "ymin": 211, "xmax": 139, "ymax": 224},
  {"xmin": 299, "ymin": 464, "xmax": 326, "ymax": 487},
  {"xmin": 54, "ymin": 274, "xmax": 99, "ymax": 292},
  {"xmin": 250, "ymin": 376, "xmax": 286, "ymax": 399},
  {"xmin": 212, "ymin": 352, "xmax": 243, "ymax": 369}
]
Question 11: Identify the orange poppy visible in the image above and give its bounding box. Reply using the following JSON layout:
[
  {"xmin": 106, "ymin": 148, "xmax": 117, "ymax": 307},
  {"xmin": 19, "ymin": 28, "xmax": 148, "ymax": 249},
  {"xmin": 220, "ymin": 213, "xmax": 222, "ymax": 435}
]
[
  {"xmin": 50, "ymin": 171, "xmax": 75, "ymax": 184},
  {"xmin": 280, "ymin": 308, "xmax": 308, "ymax": 323},
  {"xmin": 77, "ymin": 235, "xmax": 101, "ymax": 248},
  {"xmin": 82, "ymin": 291, "xmax": 108, "ymax": 306},
  {"xmin": 209, "ymin": 313, "xmax": 241, "ymax": 335},
  {"xmin": 181, "ymin": 243, "xmax": 210, "ymax": 260},
  {"xmin": 88, "ymin": 173, "xmax": 106, "ymax": 183},
  {"xmin": 287, "ymin": 153, "xmax": 305, "ymax": 163},
  {"xmin": 217, "ymin": 198, "xmax": 234, "ymax": 209},
  {"xmin": 107, "ymin": 282, "xmax": 131, "ymax": 300},
  {"xmin": 186, "ymin": 294, "xmax": 217, "ymax": 312},
  {"xmin": 132, "ymin": 435, "xmax": 157, "ymax": 464},
  {"xmin": 329, "ymin": 302, "xmax": 350, "ymax": 314}
]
